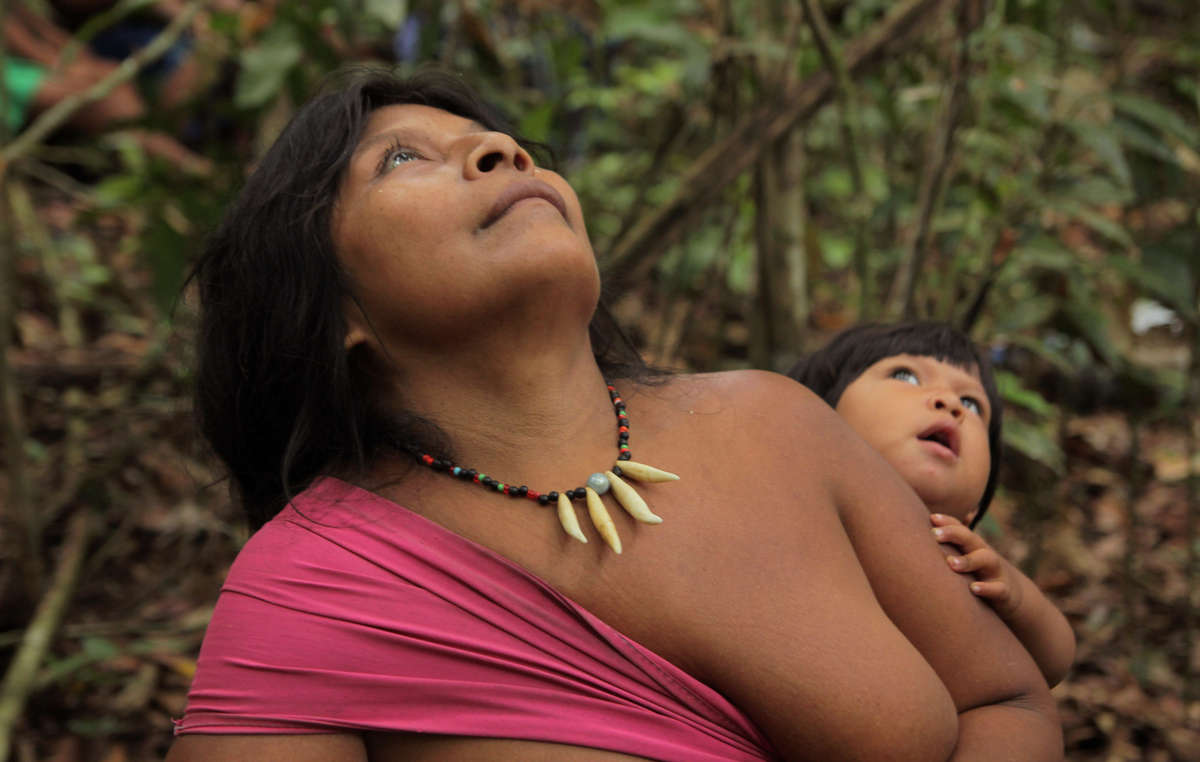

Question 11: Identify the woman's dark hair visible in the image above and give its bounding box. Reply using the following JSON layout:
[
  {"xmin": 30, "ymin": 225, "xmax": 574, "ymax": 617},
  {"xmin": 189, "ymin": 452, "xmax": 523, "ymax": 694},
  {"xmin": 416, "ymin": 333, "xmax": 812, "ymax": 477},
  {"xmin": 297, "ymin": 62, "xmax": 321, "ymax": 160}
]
[
  {"xmin": 787, "ymin": 321, "xmax": 1003, "ymax": 527},
  {"xmin": 192, "ymin": 68, "xmax": 648, "ymax": 529}
]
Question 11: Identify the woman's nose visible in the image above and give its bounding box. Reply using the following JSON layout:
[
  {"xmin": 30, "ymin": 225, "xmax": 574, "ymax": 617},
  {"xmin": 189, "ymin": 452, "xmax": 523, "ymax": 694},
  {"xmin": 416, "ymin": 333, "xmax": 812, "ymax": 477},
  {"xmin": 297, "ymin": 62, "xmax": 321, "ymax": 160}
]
[{"xmin": 463, "ymin": 132, "xmax": 534, "ymax": 179}]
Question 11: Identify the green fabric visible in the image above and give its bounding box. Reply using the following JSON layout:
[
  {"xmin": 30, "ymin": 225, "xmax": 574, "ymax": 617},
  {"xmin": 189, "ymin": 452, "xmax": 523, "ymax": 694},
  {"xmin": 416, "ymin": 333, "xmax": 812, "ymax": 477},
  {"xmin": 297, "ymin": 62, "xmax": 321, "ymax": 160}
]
[{"xmin": 3, "ymin": 57, "xmax": 47, "ymax": 133}]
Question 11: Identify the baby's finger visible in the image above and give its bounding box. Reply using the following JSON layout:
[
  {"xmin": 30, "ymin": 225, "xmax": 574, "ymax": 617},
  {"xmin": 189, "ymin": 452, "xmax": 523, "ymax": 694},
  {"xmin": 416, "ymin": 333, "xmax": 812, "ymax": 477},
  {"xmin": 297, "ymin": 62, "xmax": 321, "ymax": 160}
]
[
  {"xmin": 962, "ymin": 548, "xmax": 1003, "ymax": 577},
  {"xmin": 929, "ymin": 513, "xmax": 965, "ymax": 528},
  {"xmin": 967, "ymin": 580, "xmax": 1010, "ymax": 602},
  {"xmin": 931, "ymin": 524, "xmax": 986, "ymax": 552}
]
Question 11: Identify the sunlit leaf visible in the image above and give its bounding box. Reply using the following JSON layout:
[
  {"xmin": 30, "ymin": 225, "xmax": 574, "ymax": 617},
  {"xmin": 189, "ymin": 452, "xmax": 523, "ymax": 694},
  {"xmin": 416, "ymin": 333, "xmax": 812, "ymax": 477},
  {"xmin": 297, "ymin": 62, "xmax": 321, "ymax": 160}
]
[
  {"xmin": 364, "ymin": 0, "xmax": 407, "ymax": 28},
  {"xmin": 1067, "ymin": 121, "xmax": 1131, "ymax": 187},
  {"xmin": 1112, "ymin": 92, "xmax": 1198, "ymax": 149},
  {"xmin": 1003, "ymin": 416, "xmax": 1065, "ymax": 473},
  {"xmin": 997, "ymin": 370, "xmax": 1057, "ymax": 416},
  {"xmin": 235, "ymin": 23, "xmax": 304, "ymax": 109}
]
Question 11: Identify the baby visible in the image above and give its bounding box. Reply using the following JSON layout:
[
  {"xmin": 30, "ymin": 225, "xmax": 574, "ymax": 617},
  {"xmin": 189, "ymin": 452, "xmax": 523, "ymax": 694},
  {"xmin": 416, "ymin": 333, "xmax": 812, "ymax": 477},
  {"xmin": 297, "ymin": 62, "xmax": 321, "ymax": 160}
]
[{"xmin": 789, "ymin": 321, "xmax": 1074, "ymax": 686}]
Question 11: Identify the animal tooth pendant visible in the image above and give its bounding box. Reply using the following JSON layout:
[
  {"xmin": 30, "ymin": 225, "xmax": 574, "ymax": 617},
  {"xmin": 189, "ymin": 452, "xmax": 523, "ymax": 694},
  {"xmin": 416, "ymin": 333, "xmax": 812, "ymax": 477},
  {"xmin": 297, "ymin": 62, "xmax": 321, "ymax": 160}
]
[
  {"xmin": 407, "ymin": 382, "xmax": 679, "ymax": 553},
  {"xmin": 616, "ymin": 460, "xmax": 680, "ymax": 483},
  {"xmin": 557, "ymin": 492, "xmax": 588, "ymax": 544},
  {"xmin": 585, "ymin": 487, "xmax": 622, "ymax": 554},
  {"xmin": 605, "ymin": 470, "xmax": 664, "ymax": 524}
]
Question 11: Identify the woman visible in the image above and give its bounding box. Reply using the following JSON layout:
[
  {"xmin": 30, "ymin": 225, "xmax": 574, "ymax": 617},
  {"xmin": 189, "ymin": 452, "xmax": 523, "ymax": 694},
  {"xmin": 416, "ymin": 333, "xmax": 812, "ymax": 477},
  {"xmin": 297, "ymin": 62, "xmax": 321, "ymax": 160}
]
[{"xmin": 168, "ymin": 69, "xmax": 1062, "ymax": 761}]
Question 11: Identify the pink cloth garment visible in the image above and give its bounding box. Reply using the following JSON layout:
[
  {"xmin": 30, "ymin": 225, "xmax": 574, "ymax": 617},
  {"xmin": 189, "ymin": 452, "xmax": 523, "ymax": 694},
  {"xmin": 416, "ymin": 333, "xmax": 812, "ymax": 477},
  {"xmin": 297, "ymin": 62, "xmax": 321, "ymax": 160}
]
[{"xmin": 175, "ymin": 477, "xmax": 774, "ymax": 761}]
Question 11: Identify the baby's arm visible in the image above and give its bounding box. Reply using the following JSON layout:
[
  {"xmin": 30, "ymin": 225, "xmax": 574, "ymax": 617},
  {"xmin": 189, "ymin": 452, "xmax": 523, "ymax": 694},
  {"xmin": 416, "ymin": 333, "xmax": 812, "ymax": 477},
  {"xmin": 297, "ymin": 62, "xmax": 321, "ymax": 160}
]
[{"xmin": 931, "ymin": 513, "xmax": 1076, "ymax": 686}]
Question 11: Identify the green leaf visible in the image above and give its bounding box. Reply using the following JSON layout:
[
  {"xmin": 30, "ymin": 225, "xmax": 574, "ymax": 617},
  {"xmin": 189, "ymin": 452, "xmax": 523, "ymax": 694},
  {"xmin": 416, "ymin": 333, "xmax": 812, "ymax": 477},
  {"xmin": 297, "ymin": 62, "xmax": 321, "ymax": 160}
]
[
  {"xmin": 142, "ymin": 216, "xmax": 192, "ymax": 315},
  {"xmin": 235, "ymin": 24, "xmax": 304, "ymax": 110},
  {"xmin": 1107, "ymin": 249, "xmax": 1197, "ymax": 321},
  {"xmin": 1009, "ymin": 236, "xmax": 1079, "ymax": 272},
  {"xmin": 819, "ymin": 232, "xmax": 853, "ymax": 269},
  {"xmin": 996, "ymin": 370, "xmax": 1056, "ymax": 417},
  {"xmin": 1003, "ymin": 416, "xmax": 1065, "ymax": 474},
  {"xmin": 364, "ymin": 0, "xmax": 407, "ymax": 28},
  {"xmin": 518, "ymin": 102, "xmax": 555, "ymax": 144},
  {"xmin": 993, "ymin": 294, "xmax": 1057, "ymax": 333},
  {"xmin": 91, "ymin": 175, "xmax": 144, "ymax": 208},
  {"xmin": 1067, "ymin": 121, "xmax": 1131, "ymax": 187},
  {"xmin": 1052, "ymin": 199, "xmax": 1134, "ymax": 249},
  {"xmin": 1061, "ymin": 290, "xmax": 1123, "ymax": 369},
  {"xmin": 602, "ymin": 4, "xmax": 701, "ymax": 49},
  {"xmin": 1114, "ymin": 118, "xmax": 1180, "ymax": 165},
  {"xmin": 1112, "ymin": 92, "xmax": 1198, "ymax": 149},
  {"xmin": 813, "ymin": 167, "xmax": 854, "ymax": 201}
]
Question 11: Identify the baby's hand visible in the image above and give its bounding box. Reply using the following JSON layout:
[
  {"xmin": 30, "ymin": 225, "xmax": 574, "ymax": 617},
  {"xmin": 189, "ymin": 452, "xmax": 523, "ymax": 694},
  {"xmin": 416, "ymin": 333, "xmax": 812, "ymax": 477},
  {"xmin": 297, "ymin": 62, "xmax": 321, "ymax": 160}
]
[{"xmin": 930, "ymin": 513, "xmax": 1023, "ymax": 620}]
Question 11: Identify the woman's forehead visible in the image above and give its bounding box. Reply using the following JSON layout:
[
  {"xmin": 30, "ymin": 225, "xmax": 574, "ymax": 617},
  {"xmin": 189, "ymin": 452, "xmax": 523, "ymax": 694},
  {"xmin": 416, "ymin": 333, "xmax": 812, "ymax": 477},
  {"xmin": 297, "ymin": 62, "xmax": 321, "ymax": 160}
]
[{"xmin": 357, "ymin": 104, "xmax": 486, "ymax": 149}]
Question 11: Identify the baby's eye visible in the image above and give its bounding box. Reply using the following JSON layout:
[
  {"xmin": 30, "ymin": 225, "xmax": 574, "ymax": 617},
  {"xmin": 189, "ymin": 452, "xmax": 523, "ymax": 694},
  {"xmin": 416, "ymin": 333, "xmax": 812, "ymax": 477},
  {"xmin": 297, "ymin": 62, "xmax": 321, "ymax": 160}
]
[
  {"xmin": 377, "ymin": 144, "xmax": 422, "ymax": 174},
  {"xmin": 961, "ymin": 396, "xmax": 983, "ymax": 416},
  {"xmin": 889, "ymin": 368, "xmax": 919, "ymax": 385}
]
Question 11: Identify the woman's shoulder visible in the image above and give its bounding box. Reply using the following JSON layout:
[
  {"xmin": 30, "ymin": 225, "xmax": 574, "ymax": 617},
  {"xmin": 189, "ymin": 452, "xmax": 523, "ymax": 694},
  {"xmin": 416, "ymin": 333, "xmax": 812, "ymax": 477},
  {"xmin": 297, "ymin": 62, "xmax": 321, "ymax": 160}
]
[{"xmin": 636, "ymin": 369, "xmax": 849, "ymax": 453}]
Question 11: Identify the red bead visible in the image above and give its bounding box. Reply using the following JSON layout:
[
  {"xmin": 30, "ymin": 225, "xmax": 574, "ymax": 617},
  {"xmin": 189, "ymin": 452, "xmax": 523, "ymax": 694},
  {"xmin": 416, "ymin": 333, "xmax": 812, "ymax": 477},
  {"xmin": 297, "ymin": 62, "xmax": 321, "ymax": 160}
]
[
  {"xmin": 618, "ymin": 426, "xmax": 628, "ymax": 433},
  {"xmin": 502, "ymin": 485, "xmax": 511, "ymax": 495},
  {"xmin": 421, "ymin": 454, "xmax": 434, "ymax": 465},
  {"xmin": 613, "ymin": 397, "xmax": 622, "ymax": 405},
  {"xmin": 527, "ymin": 491, "xmax": 540, "ymax": 500},
  {"xmin": 473, "ymin": 474, "xmax": 481, "ymax": 483}
]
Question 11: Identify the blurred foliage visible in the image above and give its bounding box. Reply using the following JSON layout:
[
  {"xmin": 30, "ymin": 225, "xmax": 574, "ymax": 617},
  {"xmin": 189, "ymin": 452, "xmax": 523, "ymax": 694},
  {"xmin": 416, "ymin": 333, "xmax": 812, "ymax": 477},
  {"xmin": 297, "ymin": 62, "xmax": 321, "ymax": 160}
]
[{"xmin": 2, "ymin": 0, "xmax": 1200, "ymax": 759}]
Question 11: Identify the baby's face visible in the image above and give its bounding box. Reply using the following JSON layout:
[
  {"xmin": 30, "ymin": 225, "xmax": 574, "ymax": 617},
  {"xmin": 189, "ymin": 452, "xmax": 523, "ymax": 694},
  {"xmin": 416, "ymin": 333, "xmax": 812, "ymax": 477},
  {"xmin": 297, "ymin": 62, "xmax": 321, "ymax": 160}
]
[{"xmin": 835, "ymin": 354, "xmax": 991, "ymax": 523}]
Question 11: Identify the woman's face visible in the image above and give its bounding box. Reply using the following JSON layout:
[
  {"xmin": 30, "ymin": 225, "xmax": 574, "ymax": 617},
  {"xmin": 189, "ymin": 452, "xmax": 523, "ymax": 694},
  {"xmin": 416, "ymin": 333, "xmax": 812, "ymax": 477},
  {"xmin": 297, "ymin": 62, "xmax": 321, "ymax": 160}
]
[{"xmin": 333, "ymin": 104, "xmax": 599, "ymax": 356}]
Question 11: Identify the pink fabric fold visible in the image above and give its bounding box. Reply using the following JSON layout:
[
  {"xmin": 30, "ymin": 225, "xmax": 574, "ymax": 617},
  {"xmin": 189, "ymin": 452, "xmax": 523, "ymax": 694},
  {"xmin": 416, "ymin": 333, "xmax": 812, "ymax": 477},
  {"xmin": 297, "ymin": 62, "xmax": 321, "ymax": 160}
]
[{"xmin": 175, "ymin": 477, "xmax": 773, "ymax": 761}]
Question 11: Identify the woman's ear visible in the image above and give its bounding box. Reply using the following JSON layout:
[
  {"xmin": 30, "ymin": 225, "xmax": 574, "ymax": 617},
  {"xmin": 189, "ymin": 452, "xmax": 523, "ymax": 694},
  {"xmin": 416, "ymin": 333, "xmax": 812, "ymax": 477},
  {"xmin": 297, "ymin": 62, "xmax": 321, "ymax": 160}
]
[
  {"xmin": 343, "ymin": 300, "xmax": 373, "ymax": 351},
  {"xmin": 344, "ymin": 324, "xmax": 370, "ymax": 351}
]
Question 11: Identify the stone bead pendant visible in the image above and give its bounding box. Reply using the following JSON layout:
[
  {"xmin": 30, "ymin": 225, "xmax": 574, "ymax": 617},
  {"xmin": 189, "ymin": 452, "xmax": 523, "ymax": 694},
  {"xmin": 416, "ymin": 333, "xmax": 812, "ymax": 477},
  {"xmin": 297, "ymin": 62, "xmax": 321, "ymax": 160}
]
[{"xmin": 555, "ymin": 460, "xmax": 677, "ymax": 553}]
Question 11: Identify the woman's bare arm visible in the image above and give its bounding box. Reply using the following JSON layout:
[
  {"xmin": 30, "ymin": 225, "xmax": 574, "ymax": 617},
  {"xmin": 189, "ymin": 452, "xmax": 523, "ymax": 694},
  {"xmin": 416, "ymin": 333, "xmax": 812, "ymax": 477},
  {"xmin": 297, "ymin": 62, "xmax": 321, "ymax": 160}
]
[{"xmin": 166, "ymin": 733, "xmax": 368, "ymax": 762}]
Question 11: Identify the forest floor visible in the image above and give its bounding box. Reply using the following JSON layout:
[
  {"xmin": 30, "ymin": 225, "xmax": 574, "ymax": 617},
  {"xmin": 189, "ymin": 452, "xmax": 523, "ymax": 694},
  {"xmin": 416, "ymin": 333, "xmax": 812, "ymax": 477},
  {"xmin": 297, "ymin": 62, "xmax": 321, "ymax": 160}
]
[{"xmin": 2, "ymin": 194, "xmax": 1199, "ymax": 762}]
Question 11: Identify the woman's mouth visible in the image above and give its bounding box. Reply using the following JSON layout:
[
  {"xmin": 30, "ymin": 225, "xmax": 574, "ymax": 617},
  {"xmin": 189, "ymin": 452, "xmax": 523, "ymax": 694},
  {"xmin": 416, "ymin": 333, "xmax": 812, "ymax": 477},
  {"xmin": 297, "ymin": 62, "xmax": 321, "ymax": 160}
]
[{"xmin": 480, "ymin": 179, "xmax": 569, "ymax": 229}]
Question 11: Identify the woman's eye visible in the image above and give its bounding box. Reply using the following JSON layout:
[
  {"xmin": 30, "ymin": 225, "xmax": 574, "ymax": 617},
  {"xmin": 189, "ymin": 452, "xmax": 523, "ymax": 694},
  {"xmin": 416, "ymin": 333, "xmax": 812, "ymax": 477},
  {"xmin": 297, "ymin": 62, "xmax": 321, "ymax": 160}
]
[
  {"xmin": 889, "ymin": 368, "xmax": 919, "ymax": 385},
  {"xmin": 961, "ymin": 396, "xmax": 983, "ymax": 416},
  {"xmin": 378, "ymin": 145, "xmax": 421, "ymax": 174}
]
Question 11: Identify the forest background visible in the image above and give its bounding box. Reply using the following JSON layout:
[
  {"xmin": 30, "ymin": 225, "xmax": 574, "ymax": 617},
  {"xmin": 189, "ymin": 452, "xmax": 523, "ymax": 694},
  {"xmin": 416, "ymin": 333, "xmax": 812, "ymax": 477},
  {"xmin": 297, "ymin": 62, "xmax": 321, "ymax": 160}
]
[{"xmin": 0, "ymin": 0, "xmax": 1197, "ymax": 760}]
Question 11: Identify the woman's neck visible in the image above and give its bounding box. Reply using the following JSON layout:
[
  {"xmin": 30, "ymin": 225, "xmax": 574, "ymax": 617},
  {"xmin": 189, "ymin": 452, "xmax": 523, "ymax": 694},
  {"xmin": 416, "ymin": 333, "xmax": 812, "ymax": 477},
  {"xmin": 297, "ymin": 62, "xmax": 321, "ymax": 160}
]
[{"xmin": 380, "ymin": 330, "xmax": 623, "ymax": 485}]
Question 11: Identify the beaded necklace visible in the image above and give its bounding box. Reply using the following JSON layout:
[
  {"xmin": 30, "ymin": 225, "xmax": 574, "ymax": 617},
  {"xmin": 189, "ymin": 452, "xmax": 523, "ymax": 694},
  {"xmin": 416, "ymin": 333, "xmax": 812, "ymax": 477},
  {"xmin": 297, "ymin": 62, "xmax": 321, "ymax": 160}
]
[{"xmin": 409, "ymin": 382, "xmax": 678, "ymax": 553}]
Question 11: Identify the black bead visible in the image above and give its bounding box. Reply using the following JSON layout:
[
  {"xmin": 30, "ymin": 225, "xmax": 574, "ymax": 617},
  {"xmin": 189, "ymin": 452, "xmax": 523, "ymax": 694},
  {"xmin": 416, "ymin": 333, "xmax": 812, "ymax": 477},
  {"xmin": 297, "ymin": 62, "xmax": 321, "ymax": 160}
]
[
  {"xmin": 572, "ymin": 487, "xmax": 587, "ymax": 500},
  {"xmin": 516, "ymin": 486, "xmax": 528, "ymax": 497},
  {"xmin": 612, "ymin": 465, "xmax": 623, "ymax": 477},
  {"xmin": 617, "ymin": 452, "xmax": 631, "ymax": 461},
  {"xmin": 618, "ymin": 432, "xmax": 629, "ymax": 441},
  {"xmin": 537, "ymin": 494, "xmax": 550, "ymax": 505},
  {"xmin": 466, "ymin": 469, "xmax": 478, "ymax": 478},
  {"xmin": 548, "ymin": 491, "xmax": 558, "ymax": 501},
  {"xmin": 482, "ymin": 476, "xmax": 497, "ymax": 487}
]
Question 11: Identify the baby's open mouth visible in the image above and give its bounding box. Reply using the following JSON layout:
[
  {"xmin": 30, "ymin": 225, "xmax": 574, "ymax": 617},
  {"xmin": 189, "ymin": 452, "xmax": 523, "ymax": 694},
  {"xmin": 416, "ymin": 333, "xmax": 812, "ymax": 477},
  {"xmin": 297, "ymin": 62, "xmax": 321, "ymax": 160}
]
[{"xmin": 918, "ymin": 424, "xmax": 960, "ymax": 457}]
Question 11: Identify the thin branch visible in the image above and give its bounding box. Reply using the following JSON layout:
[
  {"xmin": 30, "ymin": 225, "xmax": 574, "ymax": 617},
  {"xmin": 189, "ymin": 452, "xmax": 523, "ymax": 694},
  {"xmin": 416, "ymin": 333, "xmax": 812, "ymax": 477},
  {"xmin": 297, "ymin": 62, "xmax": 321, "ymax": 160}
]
[
  {"xmin": 0, "ymin": 512, "xmax": 91, "ymax": 762},
  {"xmin": 0, "ymin": 0, "xmax": 10, "ymax": 146},
  {"xmin": 602, "ymin": 0, "xmax": 951, "ymax": 287},
  {"xmin": 0, "ymin": 179, "xmax": 38, "ymax": 595},
  {"xmin": 886, "ymin": 0, "xmax": 978, "ymax": 319},
  {"xmin": 1185, "ymin": 318, "xmax": 1199, "ymax": 704},
  {"xmin": 800, "ymin": 0, "xmax": 872, "ymax": 318},
  {"xmin": 0, "ymin": 0, "xmax": 204, "ymax": 169}
]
